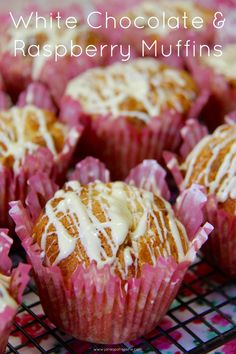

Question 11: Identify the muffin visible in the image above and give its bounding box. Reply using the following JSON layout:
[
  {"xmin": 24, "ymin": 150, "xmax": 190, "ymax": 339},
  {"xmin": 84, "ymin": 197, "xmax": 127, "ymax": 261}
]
[
  {"xmin": 96, "ymin": 0, "xmax": 214, "ymax": 66},
  {"xmin": 0, "ymin": 104, "xmax": 81, "ymax": 227},
  {"xmin": 61, "ymin": 57, "xmax": 206, "ymax": 179},
  {"xmin": 166, "ymin": 120, "xmax": 236, "ymax": 277},
  {"xmin": 187, "ymin": 44, "xmax": 236, "ymax": 130},
  {"xmin": 0, "ymin": 8, "xmax": 105, "ymax": 103},
  {"xmin": 10, "ymin": 157, "xmax": 213, "ymax": 344},
  {"xmin": 0, "ymin": 230, "xmax": 30, "ymax": 354}
]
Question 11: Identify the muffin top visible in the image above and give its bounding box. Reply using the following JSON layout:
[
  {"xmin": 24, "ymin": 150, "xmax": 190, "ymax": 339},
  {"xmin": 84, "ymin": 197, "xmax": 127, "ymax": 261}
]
[
  {"xmin": 3, "ymin": 18, "xmax": 101, "ymax": 79},
  {"xmin": 0, "ymin": 105, "xmax": 68, "ymax": 170},
  {"xmin": 123, "ymin": 0, "xmax": 213, "ymax": 38},
  {"xmin": 201, "ymin": 44, "xmax": 236, "ymax": 88},
  {"xmin": 181, "ymin": 123, "xmax": 236, "ymax": 214},
  {"xmin": 33, "ymin": 180, "xmax": 189, "ymax": 280},
  {"xmin": 65, "ymin": 58, "xmax": 198, "ymax": 122},
  {"xmin": 0, "ymin": 273, "xmax": 16, "ymax": 313}
]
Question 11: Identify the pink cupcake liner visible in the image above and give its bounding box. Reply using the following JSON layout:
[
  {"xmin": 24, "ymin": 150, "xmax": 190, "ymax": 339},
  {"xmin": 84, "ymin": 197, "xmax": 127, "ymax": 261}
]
[
  {"xmin": 203, "ymin": 196, "xmax": 236, "ymax": 277},
  {"xmin": 17, "ymin": 83, "xmax": 57, "ymax": 113},
  {"xmin": 0, "ymin": 91, "xmax": 11, "ymax": 111},
  {"xmin": 164, "ymin": 118, "xmax": 236, "ymax": 277},
  {"xmin": 10, "ymin": 157, "xmax": 213, "ymax": 344},
  {"xmin": 60, "ymin": 90, "xmax": 208, "ymax": 180},
  {"xmin": 69, "ymin": 156, "xmax": 111, "ymax": 184},
  {"xmin": 179, "ymin": 119, "xmax": 208, "ymax": 159},
  {"xmin": 0, "ymin": 230, "xmax": 30, "ymax": 354}
]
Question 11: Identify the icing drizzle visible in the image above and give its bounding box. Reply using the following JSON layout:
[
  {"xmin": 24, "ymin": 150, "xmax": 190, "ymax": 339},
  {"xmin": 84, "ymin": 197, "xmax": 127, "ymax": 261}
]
[
  {"xmin": 33, "ymin": 180, "xmax": 189, "ymax": 279},
  {"xmin": 0, "ymin": 105, "xmax": 66, "ymax": 171},
  {"xmin": 66, "ymin": 58, "xmax": 197, "ymax": 122},
  {"xmin": 182, "ymin": 123, "xmax": 236, "ymax": 203}
]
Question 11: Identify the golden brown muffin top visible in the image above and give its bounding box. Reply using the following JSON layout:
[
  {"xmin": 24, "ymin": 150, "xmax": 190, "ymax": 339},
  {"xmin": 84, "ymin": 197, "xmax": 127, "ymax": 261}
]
[
  {"xmin": 32, "ymin": 180, "xmax": 189, "ymax": 280},
  {"xmin": 123, "ymin": 0, "xmax": 213, "ymax": 38},
  {"xmin": 201, "ymin": 44, "xmax": 236, "ymax": 88},
  {"xmin": 66, "ymin": 58, "xmax": 198, "ymax": 123},
  {"xmin": 181, "ymin": 123, "xmax": 236, "ymax": 215},
  {"xmin": 0, "ymin": 105, "xmax": 67, "ymax": 170}
]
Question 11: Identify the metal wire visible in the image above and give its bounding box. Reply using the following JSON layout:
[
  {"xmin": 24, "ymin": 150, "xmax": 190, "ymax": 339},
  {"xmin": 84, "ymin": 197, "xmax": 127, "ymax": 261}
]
[{"xmin": 6, "ymin": 254, "xmax": 236, "ymax": 354}]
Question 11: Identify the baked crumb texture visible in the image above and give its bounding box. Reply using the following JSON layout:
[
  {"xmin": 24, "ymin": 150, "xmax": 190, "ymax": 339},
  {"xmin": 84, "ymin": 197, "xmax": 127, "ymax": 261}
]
[
  {"xmin": 181, "ymin": 123, "xmax": 236, "ymax": 215},
  {"xmin": 33, "ymin": 181, "xmax": 189, "ymax": 280},
  {"xmin": 66, "ymin": 58, "xmax": 198, "ymax": 123},
  {"xmin": 0, "ymin": 105, "xmax": 67, "ymax": 170}
]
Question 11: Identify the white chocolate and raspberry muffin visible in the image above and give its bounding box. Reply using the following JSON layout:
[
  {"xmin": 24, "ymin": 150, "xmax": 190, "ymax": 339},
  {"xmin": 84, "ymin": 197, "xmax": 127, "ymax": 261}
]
[
  {"xmin": 63, "ymin": 58, "xmax": 202, "ymax": 179},
  {"xmin": 181, "ymin": 123, "xmax": 236, "ymax": 214},
  {"xmin": 0, "ymin": 105, "xmax": 67, "ymax": 170},
  {"xmin": 0, "ymin": 105, "xmax": 80, "ymax": 227},
  {"xmin": 33, "ymin": 180, "xmax": 189, "ymax": 280},
  {"xmin": 179, "ymin": 122, "xmax": 236, "ymax": 276},
  {"xmin": 0, "ymin": 12, "xmax": 105, "ymax": 102},
  {"xmin": 11, "ymin": 156, "xmax": 212, "ymax": 343}
]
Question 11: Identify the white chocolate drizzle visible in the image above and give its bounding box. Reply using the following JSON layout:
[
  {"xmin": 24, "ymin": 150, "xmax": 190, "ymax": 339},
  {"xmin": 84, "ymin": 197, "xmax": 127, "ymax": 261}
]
[
  {"xmin": 124, "ymin": 0, "xmax": 212, "ymax": 37},
  {"xmin": 182, "ymin": 124, "xmax": 236, "ymax": 203},
  {"xmin": 35, "ymin": 181, "xmax": 189, "ymax": 279},
  {"xmin": 201, "ymin": 44, "xmax": 236, "ymax": 84},
  {"xmin": 0, "ymin": 105, "xmax": 64, "ymax": 171},
  {"xmin": 66, "ymin": 58, "xmax": 197, "ymax": 122}
]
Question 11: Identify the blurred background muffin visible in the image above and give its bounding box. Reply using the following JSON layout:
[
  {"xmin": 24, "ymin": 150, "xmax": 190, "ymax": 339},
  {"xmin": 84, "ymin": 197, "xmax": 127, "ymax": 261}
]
[
  {"xmin": 175, "ymin": 121, "xmax": 236, "ymax": 277},
  {"xmin": 62, "ymin": 57, "xmax": 206, "ymax": 179},
  {"xmin": 0, "ymin": 6, "xmax": 106, "ymax": 104}
]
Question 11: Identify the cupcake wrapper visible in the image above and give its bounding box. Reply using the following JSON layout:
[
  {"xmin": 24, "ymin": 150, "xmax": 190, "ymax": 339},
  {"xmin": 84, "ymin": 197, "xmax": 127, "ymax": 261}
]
[
  {"xmin": 0, "ymin": 230, "xmax": 30, "ymax": 354},
  {"xmin": 17, "ymin": 83, "xmax": 57, "ymax": 113},
  {"xmin": 70, "ymin": 157, "xmax": 170, "ymax": 199},
  {"xmin": 10, "ymin": 159, "xmax": 212, "ymax": 344},
  {"xmin": 69, "ymin": 156, "xmax": 111, "ymax": 184},
  {"xmin": 165, "ymin": 121, "xmax": 236, "ymax": 277},
  {"xmin": 125, "ymin": 159, "xmax": 170, "ymax": 200},
  {"xmin": 179, "ymin": 119, "xmax": 208, "ymax": 159},
  {"xmin": 61, "ymin": 93, "xmax": 208, "ymax": 179},
  {"xmin": 0, "ymin": 52, "xmax": 33, "ymax": 100},
  {"xmin": 0, "ymin": 91, "xmax": 11, "ymax": 111},
  {"xmin": 203, "ymin": 197, "xmax": 236, "ymax": 277}
]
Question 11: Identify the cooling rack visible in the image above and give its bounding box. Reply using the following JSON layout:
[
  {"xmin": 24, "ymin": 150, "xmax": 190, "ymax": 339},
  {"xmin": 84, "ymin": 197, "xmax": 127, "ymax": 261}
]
[{"xmin": 5, "ymin": 253, "xmax": 236, "ymax": 354}]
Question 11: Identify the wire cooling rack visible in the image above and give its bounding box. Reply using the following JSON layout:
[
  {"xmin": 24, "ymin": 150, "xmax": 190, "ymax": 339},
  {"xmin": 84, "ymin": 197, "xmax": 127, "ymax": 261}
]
[{"xmin": 5, "ymin": 253, "xmax": 236, "ymax": 354}]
